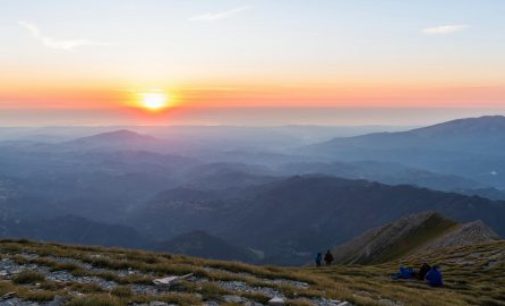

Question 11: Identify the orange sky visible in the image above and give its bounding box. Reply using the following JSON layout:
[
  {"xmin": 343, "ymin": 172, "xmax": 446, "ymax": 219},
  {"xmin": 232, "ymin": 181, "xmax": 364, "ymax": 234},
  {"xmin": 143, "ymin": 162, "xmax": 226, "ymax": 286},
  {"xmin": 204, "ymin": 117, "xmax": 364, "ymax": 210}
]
[
  {"xmin": 2, "ymin": 0, "xmax": 505, "ymax": 125},
  {"xmin": 2, "ymin": 82, "xmax": 505, "ymax": 112}
]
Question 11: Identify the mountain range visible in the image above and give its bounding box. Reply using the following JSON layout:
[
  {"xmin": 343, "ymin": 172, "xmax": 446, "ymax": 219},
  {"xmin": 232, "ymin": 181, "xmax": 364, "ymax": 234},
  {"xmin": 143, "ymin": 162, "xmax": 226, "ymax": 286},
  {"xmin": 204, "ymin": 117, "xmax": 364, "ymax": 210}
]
[
  {"xmin": 129, "ymin": 175, "xmax": 505, "ymax": 265},
  {"xmin": 2, "ymin": 115, "xmax": 505, "ymax": 265}
]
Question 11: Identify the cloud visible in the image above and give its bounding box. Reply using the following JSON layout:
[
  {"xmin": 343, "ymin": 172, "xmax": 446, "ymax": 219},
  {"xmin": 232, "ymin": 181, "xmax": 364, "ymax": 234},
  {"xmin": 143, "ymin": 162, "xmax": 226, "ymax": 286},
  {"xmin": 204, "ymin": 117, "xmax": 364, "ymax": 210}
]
[
  {"xmin": 18, "ymin": 21, "xmax": 113, "ymax": 50},
  {"xmin": 189, "ymin": 6, "xmax": 251, "ymax": 22},
  {"xmin": 421, "ymin": 24, "xmax": 469, "ymax": 35}
]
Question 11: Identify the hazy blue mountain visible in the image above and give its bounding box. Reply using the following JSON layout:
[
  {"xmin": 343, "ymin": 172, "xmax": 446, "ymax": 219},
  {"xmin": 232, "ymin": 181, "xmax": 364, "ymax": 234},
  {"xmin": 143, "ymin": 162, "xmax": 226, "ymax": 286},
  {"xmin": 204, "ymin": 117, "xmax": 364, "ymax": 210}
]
[
  {"xmin": 305, "ymin": 116, "xmax": 505, "ymax": 188},
  {"xmin": 2, "ymin": 215, "xmax": 149, "ymax": 249},
  {"xmin": 180, "ymin": 162, "xmax": 277, "ymax": 190},
  {"xmin": 63, "ymin": 130, "xmax": 164, "ymax": 152},
  {"xmin": 275, "ymin": 160, "xmax": 483, "ymax": 192}
]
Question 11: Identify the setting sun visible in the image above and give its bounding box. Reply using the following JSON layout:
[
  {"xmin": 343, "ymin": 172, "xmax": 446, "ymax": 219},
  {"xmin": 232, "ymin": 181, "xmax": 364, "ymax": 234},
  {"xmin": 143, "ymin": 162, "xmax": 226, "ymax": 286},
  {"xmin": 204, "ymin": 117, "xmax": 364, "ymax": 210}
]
[{"xmin": 140, "ymin": 92, "xmax": 170, "ymax": 111}]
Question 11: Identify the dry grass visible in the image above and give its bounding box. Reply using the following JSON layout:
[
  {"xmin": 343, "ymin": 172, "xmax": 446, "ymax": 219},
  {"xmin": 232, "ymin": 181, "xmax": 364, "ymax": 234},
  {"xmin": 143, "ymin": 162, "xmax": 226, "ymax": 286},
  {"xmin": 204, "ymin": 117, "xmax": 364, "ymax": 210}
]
[
  {"xmin": 12, "ymin": 271, "xmax": 45, "ymax": 284},
  {"xmin": 0, "ymin": 239, "xmax": 503, "ymax": 306}
]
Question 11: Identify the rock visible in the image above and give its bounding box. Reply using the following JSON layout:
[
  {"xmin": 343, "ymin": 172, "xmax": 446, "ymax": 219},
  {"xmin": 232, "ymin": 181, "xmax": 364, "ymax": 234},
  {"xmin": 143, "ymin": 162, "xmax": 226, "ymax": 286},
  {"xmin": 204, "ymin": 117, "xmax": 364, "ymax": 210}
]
[
  {"xmin": 133, "ymin": 302, "xmax": 176, "ymax": 306},
  {"xmin": 223, "ymin": 295, "xmax": 244, "ymax": 303},
  {"xmin": 268, "ymin": 297, "xmax": 285, "ymax": 306},
  {"xmin": 265, "ymin": 279, "xmax": 310, "ymax": 289},
  {"xmin": 46, "ymin": 296, "xmax": 67, "ymax": 306},
  {"xmin": 378, "ymin": 299, "xmax": 403, "ymax": 306},
  {"xmin": 149, "ymin": 302, "xmax": 173, "ymax": 306},
  {"xmin": 0, "ymin": 297, "xmax": 40, "ymax": 305},
  {"xmin": 153, "ymin": 273, "xmax": 194, "ymax": 287},
  {"xmin": 217, "ymin": 281, "xmax": 283, "ymax": 298},
  {"xmin": 309, "ymin": 298, "xmax": 344, "ymax": 306},
  {"xmin": 1, "ymin": 292, "xmax": 15, "ymax": 300}
]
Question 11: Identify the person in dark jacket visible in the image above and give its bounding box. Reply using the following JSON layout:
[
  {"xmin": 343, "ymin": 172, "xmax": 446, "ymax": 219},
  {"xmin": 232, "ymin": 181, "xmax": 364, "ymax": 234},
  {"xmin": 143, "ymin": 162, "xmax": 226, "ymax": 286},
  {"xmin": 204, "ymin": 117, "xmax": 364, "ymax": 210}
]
[
  {"xmin": 425, "ymin": 265, "xmax": 443, "ymax": 287},
  {"xmin": 418, "ymin": 263, "xmax": 431, "ymax": 280},
  {"xmin": 324, "ymin": 250, "xmax": 334, "ymax": 266},
  {"xmin": 315, "ymin": 252, "xmax": 322, "ymax": 267}
]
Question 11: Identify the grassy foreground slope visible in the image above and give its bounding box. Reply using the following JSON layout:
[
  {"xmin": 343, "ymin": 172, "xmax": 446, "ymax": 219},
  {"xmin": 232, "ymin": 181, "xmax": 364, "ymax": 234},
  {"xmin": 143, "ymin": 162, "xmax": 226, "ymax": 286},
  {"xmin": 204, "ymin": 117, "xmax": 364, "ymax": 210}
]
[
  {"xmin": 0, "ymin": 239, "xmax": 504, "ymax": 306},
  {"xmin": 312, "ymin": 241, "xmax": 505, "ymax": 306}
]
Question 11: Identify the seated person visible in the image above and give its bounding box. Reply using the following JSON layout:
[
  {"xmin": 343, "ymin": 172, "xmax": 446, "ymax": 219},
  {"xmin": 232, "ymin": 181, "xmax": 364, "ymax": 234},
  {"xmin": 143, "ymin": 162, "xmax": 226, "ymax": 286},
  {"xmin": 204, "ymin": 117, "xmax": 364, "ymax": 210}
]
[{"xmin": 425, "ymin": 265, "xmax": 443, "ymax": 287}]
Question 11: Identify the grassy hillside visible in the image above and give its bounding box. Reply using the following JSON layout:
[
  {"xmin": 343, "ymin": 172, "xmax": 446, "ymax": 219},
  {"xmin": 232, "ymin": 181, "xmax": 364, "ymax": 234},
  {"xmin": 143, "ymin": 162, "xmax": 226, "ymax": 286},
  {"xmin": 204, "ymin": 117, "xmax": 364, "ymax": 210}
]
[
  {"xmin": 332, "ymin": 212, "xmax": 501, "ymax": 265},
  {"xmin": 313, "ymin": 241, "xmax": 505, "ymax": 306},
  {"xmin": 332, "ymin": 212, "xmax": 460, "ymax": 264},
  {"xmin": 368, "ymin": 213, "xmax": 457, "ymax": 262},
  {"xmin": 0, "ymin": 239, "xmax": 504, "ymax": 305}
]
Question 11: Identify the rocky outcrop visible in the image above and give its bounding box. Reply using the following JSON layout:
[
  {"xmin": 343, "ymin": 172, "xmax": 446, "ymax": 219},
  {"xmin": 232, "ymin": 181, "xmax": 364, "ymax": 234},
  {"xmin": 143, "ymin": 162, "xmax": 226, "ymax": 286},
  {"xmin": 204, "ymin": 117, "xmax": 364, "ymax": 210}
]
[{"xmin": 425, "ymin": 220, "xmax": 501, "ymax": 250}]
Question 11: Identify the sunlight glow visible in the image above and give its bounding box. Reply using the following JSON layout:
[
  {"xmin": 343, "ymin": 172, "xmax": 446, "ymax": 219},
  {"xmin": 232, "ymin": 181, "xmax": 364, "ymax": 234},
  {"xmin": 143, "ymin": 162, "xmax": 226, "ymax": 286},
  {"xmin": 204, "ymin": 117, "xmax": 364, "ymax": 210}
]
[{"xmin": 140, "ymin": 92, "xmax": 170, "ymax": 111}]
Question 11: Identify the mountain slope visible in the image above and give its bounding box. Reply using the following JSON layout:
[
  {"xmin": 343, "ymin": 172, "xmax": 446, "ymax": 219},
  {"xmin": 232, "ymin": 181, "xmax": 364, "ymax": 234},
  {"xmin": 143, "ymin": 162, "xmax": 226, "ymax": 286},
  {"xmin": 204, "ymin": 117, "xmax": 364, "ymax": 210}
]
[
  {"xmin": 411, "ymin": 115, "xmax": 505, "ymax": 137},
  {"xmin": 305, "ymin": 116, "xmax": 505, "ymax": 188},
  {"xmin": 156, "ymin": 230, "xmax": 259, "ymax": 262},
  {"xmin": 331, "ymin": 212, "xmax": 500, "ymax": 264}
]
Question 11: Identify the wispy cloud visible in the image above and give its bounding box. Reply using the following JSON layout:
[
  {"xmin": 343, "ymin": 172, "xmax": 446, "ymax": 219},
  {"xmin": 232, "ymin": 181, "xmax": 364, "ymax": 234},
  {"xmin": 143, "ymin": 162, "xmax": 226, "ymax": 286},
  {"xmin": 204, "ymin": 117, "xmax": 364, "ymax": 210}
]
[
  {"xmin": 18, "ymin": 21, "xmax": 113, "ymax": 51},
  {"xmin": 189, "ymin": 6, "xmax": 251, "ymax": 22},
  {"xmin": 421, "ymin": 24, "xmax": 469, "ymax": 35}
]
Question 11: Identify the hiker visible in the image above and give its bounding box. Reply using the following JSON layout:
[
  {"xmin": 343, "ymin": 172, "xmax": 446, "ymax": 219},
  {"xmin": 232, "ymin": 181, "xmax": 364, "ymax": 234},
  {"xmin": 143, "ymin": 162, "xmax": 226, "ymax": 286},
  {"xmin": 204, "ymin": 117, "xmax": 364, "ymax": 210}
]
[
  {"xmin": 324, "ymin": 250, "xmax": 334, "ymax": 266},
  {"xmin": 425, "ymin": 265, "xmax": 443, "ymax": 287},
  {"xmin": 315, "ymin": 252, "xmax": 322, "ymax": 267},
  {"xmin": 391, "ymin": 265, "xmax": 415, "ymax": 280},
  {"xmin": 418, "ymin": 262, "xmax": 431, "ymax": 280}
]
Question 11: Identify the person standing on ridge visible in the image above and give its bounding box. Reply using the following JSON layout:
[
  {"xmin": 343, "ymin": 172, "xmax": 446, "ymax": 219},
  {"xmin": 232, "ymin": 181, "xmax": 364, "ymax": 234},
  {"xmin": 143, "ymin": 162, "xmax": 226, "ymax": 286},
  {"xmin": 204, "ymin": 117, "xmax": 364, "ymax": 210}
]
[
  {"xmin": 418, "ymin": 262, "xmax": 431, "ymax": 280},
  {"xmin": 324, "ymin": 250, "xmax": 334, "ymax": 266},
  {"xmin": 315, "ymin": 252, "xmax": 322, "ymax": 267}
]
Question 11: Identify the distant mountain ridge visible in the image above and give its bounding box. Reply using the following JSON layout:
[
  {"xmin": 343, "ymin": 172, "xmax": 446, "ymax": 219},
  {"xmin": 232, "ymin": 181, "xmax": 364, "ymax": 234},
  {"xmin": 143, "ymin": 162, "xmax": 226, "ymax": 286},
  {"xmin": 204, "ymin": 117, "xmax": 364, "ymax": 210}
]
[
  {"xmin": 411, "ymin": 115, "xmax": 505, "ymax": 137},
  {"xmin": 63, "ymin": 129, "xmax": 162, "ymax": 152},
  {"xmin": 331, "ymin": 212, "xmax": 501, "ymax": 264},
  {"xmin": 305, "ymin": 115, "xmax": 505, "ymax": 189},
  {"xmin": 68, "ymin": 129, "xmax": 157, "ymax": 143},
  {"xmin": 1, "ymin": 215, "xmax": 150, "ymax": 249}
]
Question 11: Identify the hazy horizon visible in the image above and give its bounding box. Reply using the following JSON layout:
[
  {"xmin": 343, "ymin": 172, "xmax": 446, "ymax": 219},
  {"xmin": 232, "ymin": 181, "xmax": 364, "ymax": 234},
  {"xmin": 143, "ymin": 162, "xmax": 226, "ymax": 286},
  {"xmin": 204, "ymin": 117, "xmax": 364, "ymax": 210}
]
[{"xmin": 2, "ymin": 106, "xmax": 505, "ymax": 127}]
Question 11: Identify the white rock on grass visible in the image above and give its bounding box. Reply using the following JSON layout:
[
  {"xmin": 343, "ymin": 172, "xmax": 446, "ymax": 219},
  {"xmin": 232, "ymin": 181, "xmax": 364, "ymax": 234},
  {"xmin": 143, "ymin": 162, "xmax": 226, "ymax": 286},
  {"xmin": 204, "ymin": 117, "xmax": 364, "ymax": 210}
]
[
  {"xmin": 223, "ymin": 296, "xmax": 244, "ymax": 303},
  {"xmin": 268, "ymin": 296, "xmax": 285, "ymax": 306}
]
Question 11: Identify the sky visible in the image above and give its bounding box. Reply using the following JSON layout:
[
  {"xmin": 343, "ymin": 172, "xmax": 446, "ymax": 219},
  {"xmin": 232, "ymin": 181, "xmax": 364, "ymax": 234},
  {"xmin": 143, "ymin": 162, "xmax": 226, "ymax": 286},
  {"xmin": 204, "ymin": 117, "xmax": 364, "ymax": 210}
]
[{"xmin": 1, "ymin": 0, "xmax": 505, "ymax": 126}]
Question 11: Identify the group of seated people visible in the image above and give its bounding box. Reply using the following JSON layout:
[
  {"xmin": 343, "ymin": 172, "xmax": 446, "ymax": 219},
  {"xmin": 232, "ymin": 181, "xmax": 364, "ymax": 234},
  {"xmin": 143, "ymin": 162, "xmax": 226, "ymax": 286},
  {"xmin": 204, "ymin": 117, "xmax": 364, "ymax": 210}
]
[{"xmin": 391, "ymin": 263, "xmax": 443, "ymax": 287}]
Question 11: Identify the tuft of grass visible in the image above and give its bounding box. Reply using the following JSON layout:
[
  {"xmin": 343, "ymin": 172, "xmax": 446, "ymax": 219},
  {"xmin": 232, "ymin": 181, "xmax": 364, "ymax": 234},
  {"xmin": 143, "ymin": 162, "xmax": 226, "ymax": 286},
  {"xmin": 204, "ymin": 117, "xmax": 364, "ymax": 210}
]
[
  {"xmin": 111, "ymin": 286, "xmax": 132, "ymax": 298},
  {"xmin": 12, "ymin": 271, "xmax": 45, "ymax": 284},
  {"xmin": 68, "ymin": 282, "xmax": 105, "ymax": 294},
  {"xmin": 21, "ymin": 290, "xmax": 55, "ymax": 302},
  {"xmin": 65, "ymin": 294, "xmax": 123, "ymax": 306}
]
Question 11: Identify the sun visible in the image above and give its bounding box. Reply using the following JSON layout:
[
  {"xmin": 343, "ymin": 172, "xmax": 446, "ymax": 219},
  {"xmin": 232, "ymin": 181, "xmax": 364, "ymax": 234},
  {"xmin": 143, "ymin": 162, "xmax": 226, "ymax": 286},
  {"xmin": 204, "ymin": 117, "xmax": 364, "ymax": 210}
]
[{"xmin": 139, "ymin": 92, "xmax": 170, "ymax": 111}]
